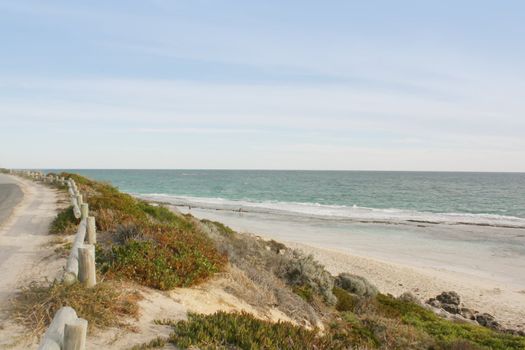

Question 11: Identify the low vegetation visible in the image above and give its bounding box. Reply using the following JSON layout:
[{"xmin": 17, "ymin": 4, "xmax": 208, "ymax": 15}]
[
  {"xmin": 145, "ymin": 293, "xmax": 524, "ymax": 350},
  {"xmin": 49, "ymin": 206, "xmax": 78, "ymax": 234},
  {"xmin": 38, "ymin": 173, "xmax": 524, "ymax": 349},
  {"xmin": 192, "ymin": 219, "xmax": 525, "ymax": 349},
  {"xmin": 157, "ymin": 311, "xmax": 340, "ymax": 350},
  {"xmin": 10, "ymin": 280, "xmax": 141, "ymax": 337},
  {"xmin": 60, "ymin": 173, "xmax": 227, "ymax": 290},
  {"xmin": 373, "ymin": 294, "xmax": 525, "ymax": 349}
]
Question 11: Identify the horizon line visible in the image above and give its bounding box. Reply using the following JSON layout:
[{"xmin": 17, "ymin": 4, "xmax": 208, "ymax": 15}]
[{"xmin": 8, "ymin": 168, "xmax": 525, "ymax": 174}]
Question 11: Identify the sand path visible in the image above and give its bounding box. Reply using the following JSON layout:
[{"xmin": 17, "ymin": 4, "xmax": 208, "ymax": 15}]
[{"xmin": 0, "ymin": 174, "xmax": 59, "ymax": 347}]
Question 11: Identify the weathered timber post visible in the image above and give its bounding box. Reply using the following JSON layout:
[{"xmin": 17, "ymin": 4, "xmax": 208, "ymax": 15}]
[
  {"xmin": 76, "ymin": 194, "xmax": 83, "ymax": 207},
  {"xmin": 63, "ymin": 318, "xmax": 88, "ymax": 350},
  {"xmin": 80, "ymin": 203, "xmax": 89, "ymax": 220},
  {"xmin": 78, "ymin": 244, "xmax": 96, "ymax": 288},
  {"xmin": 87, "ymin": 216, "xmax": 96, "ymax": 244},
  {"xmin": 37, "ymin": 306, "xmax": 79, "ymax": 350}
]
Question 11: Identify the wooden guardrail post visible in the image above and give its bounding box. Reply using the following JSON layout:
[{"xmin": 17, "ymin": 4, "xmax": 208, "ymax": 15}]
[
  {"xmin": 64, "ymin": 318, "xmax": 88, "ymax": 350},
  {"xmin": 64, "ymin": 218, "xmax": 87, "ymax": 284},
  {"xmin": 80, "ymin": 203, "xmax": 89, "ymax": 220},
  {"xmin": 78, "ymin": 244, "xmax": 96, "ymax": 288},
  {"xmin": 87, "ymin": 216, "xmax": 96, "ymax": 244},
  {"xmin": 76, "ymin": 194, "xmax": 83, "ymax": 207},
  {"xmin": 37, "ymin": 307, "xmax": 87, "ymax": 350}
]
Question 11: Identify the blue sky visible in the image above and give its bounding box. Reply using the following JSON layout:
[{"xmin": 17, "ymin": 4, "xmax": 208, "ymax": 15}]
[{"xmin": 1, "ymin": 1, "xmax": 524, "ymax": 171}]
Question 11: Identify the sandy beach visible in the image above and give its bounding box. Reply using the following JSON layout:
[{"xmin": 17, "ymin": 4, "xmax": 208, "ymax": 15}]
[{"xmin": 177, "ymin": 206, "xmax": 525, "ymax": 330}]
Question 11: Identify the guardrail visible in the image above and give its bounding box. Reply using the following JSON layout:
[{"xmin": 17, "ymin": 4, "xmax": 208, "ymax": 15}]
[
  {"xmin": 37, "ymin": 307, "xmax": 87, "ymax": 350},
  {"xmin": 8, "ymin": 170, "xmax": 97, "ymax": 349},
  {"xmin": 63, "ymin": 178, "xmax": 97, "ymax": 288}
]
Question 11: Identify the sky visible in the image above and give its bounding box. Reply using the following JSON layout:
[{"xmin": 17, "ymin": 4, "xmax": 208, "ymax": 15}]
[{"xmin": 1, "ymin": 1, "xmax": 524, "ymax": 171}]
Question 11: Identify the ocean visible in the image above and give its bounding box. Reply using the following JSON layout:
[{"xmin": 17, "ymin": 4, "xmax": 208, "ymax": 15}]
[
  {"xmin": 52, "ymin": 170, "xmax": 525, "ymax": 228},
  {"xmin": 46, "ymin": 169, "xmax": 525, "ymax": 286}
]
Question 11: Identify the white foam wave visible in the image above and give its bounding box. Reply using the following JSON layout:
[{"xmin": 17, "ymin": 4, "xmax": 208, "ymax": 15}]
[{"xmin": 136, "ymin": 193, "xmax": 525, "ymax": 229}]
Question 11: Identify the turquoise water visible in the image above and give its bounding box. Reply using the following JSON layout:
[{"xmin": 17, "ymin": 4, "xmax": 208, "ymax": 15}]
[{"xmin": 49, "ymin": 170, "xmax": 525, "ymax": 228}]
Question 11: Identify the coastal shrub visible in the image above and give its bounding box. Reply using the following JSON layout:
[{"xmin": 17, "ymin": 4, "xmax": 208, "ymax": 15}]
[
  {"xmin": 278, "ymin": 250, "xmax": 336, "ymax": 305},
  {"xmin": 158, "ymin": 311, "xmax": 343, "ymax": 350},
  {"xmin": 292, "ymin": 284, "xmax": 315, "ymax": 303},
  {"xmin": 199, "ymin": 220, "xmax": 327, "ymax": 326},
  {"xmin": 335, "ymin": 272, "xmax": 378, "ymax": 298},
  {"xmin": 49, "ymin": 206, "xmax": 78, "ymax": 234},
  {"xmin": 374, "ymin": 294, "xmax": 525, "ymax": 350},
  {"xmin": 201, "ymin": 219, "xmax": 235, "ymax": 236},
  {"xmin": 115, "ymin": 223, "xmax": 144, "ymax": 244},
  {"xmin": 100, "ymin": 224, "xmax": 226, "ymax": 290},
  {"xmin": 58, "ymin": 173, "xmax": 227, "ymax": 289},
  {"xmin": 10, "ymin": 280, "xmax": 141, "ymax": 337},
  {"xmin": 333, "ymin": 286, "xmax": 361, "ymax": 312},
  {"xmin": 102, "ymin": 239, "xmax": 221, "ymax": 290}
]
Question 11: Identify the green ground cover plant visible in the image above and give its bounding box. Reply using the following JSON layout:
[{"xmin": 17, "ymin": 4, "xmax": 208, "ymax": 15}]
[
  {"xmin": 60, "ymin": 173, "xmax": 227, "ymax": 290},
  {"xmin": 158, "ymin": 311, "xmax": 343, "ymax": 350},
  {"xmin": 49, "ymin": 206, "xmax": 78, "ymax": 234}
]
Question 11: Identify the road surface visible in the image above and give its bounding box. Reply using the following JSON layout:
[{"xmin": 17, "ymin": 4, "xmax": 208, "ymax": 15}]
[{"xmin": 0, "ymin": 174, "xmax": 23, "ymax": 227}]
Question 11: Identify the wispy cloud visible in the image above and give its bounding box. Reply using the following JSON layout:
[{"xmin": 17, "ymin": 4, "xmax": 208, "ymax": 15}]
[
  {"xmin": 129, "ymin": 127, "xmax": 260, "ymax": 134},
  {"xmin": 0, "ymin": 1, "xmax": 524, "ymax": 170}
]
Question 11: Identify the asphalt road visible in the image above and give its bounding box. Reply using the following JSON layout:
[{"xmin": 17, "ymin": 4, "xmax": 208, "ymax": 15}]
[{"xmin": 0, "ymin": 174, "xmax": 23, "ymax": 226}]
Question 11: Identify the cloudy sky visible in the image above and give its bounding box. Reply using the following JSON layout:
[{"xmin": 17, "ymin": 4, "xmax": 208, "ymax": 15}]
[{"xmin": 1, "ymin": 1, "xmax": 524, "ymax": 171}]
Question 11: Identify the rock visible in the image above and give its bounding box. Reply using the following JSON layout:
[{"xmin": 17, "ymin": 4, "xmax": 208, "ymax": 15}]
[
  {"xmin": 427, "ymin": 298, "xmax": 441, "ymax": 308},
  {"xmin": 426, "ymin": 291, "xmax": 461, "ymax": 314},
  {"xmin": 460, "ymin": 307, "xmax": 477, "ymax": 321},
  {"xmin": 398, "ymin": 292, "xmax": 420, "ymax": 304},
  {"xmin": 427, "ymin": 292, "xmax": 507, "ymax": 331},
  {"xmin": 436, "ymin": 291, "xmax": 460, "ymax": 306},
  {"xmin": 475, "ymin": 313, "xmax": 500, "ymax": 330},
  {"xmin": 442, "ymin": 303, "xmax": 460, "ymax": 315},
  {"xmin": 335, "ymin": 273, "xmax": 378, "ymax": 298}
]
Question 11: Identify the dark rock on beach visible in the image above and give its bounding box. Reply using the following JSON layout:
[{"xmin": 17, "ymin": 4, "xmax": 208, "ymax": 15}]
[
  {"xmin": 427, "ymin": 291, "xmax": 461, "ymax": 314},
  {"xmin": 475, "ymin": 313, "xmax": 500, "ymax": 330},
  {"xmin": 426, "ymin": 291, "xmax": 509, "ymax": 332},
  {"xmin": 436, "ymin": 291, "xmax": 460, "ymax": 306}
]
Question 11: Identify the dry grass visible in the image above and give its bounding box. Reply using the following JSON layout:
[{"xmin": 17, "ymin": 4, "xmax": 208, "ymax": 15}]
[
  {"xmin": 10, "ymin": 280, "xmax": 141, "ymax": 338},
  {"xmin": 199, "ymin": 220, "xmax": 325, "ymax": 327}
]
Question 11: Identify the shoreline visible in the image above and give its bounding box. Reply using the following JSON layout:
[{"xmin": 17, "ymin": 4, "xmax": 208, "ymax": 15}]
[
  {"xmin": 137, "ymin": 194, "xmax": 525, "ymax": 230},
  {"xmin": 166, "ymin": 203, "xmax": 525, "ymax": 330}
]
